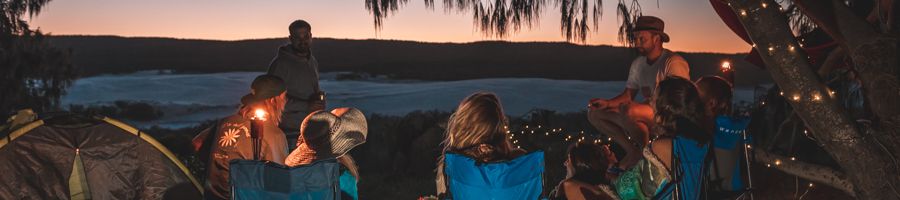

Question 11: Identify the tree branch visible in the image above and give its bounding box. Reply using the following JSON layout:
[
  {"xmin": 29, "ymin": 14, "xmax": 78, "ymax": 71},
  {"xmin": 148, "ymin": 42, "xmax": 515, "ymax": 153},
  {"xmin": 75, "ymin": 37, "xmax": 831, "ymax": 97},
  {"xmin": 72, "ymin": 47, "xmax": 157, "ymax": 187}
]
[
  {"xmin": 830, "ymin": 0, "xmax": 880, "ymax": 50},
  {"xmin": 754, "ymin": 150, "xmax": 855, "ymax": 196},
  {"xmin": 816, "ymin": 46, "xmax": 845, "ymax": 78},
  {"xmin": 723, "ymin": 0, "xmax": 900, "ymax": 198}
]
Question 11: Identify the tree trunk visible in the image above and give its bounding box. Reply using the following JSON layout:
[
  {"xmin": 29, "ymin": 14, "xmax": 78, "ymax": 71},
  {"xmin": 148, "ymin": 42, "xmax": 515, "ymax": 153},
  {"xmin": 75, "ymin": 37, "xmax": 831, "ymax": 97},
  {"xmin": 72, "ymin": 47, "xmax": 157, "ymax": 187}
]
[{"xmin": 721, "ymin": 0, "xmax": 900, "ymax": 198}]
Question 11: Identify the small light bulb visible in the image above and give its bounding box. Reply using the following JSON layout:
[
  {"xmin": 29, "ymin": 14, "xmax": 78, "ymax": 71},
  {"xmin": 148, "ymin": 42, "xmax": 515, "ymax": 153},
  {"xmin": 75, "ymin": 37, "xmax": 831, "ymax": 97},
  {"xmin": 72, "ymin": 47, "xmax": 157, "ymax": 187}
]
[
  {"xmin": 809, "ymin": 183, "xmax": 814, "ymax": 187},
  {"xmin": 768, "ymin": 47, "xmax": 774, "ymax": 52},
  {"xmin": 792, "ymin": 94, "xmax": 801, "ymax": 101},
  {"xmin": 746, "ymin": 144, "xmax": 752, "ymax": 149},
  {"xmin": 761, "ymin": 3, "xmax": 767, "ymax": 8},
  {"xmin": 740, "ymin": 10, "xmax": 747, "ymax": 16},
  {"xmin": 789, "ymin": 45, "xmax": 795, "ymax": 51},
  {"xmin": 608, "ymin": 137, "xmax": 613, "ymax": 141},
  {"xmin": 812, "ymin": 93, "xmax": 822, "ymax": 101},
  {"xmin": 779, "ymin": 91, "xmax": 784, "ymax": 96},
  {"xmin": 775, "ymin": 160, "xmax": 782, "ymax": 165},
  {"xmin": 766, "ymin": 164, "xmax": 771, "ymax": 167},
  {"xmin": 790, "ymin": 157, "xmax": 796, "ymax": 161}
]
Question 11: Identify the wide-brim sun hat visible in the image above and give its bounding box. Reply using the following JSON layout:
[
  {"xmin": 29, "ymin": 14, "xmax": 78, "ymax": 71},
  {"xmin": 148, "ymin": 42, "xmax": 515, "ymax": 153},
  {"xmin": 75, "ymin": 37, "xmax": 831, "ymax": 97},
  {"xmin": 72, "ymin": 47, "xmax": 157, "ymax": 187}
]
[{"xmin": 287, "ymin": 108, "xmax": 367, "ymax": 164}]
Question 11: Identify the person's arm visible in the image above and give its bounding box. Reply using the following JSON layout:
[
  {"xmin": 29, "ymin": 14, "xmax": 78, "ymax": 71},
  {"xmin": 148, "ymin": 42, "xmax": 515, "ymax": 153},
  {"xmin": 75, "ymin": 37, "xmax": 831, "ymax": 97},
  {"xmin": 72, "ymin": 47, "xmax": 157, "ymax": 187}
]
[
  {"xmin": 608, "ymin": 88, "xmax": 637, "ymax": 106},
  {"xmin": 563, "ymin": 180, "xmax": 603, "ymax": 200},
  {"xmin": 650, "ymin": 138, "xmax": 674, "ymax": 169},
  {"xmin": 435, "ymin": 161, "xmax": 447, "ymax": 196},
  {"xmin": 266, "ymin": 55, "xmax": 280, "ymax": 75},
  {"xmin": 191, "ymin": 127, "xmax": 212, "ymax": 153},
  {"xmin": 264, "ymin": 134, "xmax": 288, "ymax": 165},
  {"xmin": 666, "ymin": 55, "xmax": 690, "ymax": 80}
]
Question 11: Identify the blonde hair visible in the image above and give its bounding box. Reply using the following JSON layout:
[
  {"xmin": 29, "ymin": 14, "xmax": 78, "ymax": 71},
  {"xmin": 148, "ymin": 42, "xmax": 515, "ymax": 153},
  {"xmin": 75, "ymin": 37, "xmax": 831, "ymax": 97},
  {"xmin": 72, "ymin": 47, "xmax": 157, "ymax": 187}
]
[
  {"xmin": 240, "ymin": 93, "xmax": 286, "ymax": 126},
  {"xmin": 442, "ymin": 92, "xmax": 515, "ymax": 162}
]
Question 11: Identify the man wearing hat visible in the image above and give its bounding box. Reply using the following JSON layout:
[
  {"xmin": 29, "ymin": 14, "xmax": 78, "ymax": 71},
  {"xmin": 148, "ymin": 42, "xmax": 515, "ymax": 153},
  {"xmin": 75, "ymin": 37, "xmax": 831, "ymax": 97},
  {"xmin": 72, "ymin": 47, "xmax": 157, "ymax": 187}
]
[
  {"xmin": 192, "ymin": 74, "xmax": 290, "ymax": 200},
  {"xmin": 588, "ymin": 16, "xmax": 690, "ymax": 149}
]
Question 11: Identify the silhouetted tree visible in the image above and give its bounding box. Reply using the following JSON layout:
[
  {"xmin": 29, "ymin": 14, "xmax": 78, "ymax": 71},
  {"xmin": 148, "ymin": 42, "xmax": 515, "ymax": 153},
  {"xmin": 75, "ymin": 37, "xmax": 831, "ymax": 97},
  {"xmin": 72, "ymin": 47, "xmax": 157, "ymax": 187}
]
[
  {"xmin": 1, "ymin": 0, "xmax": 76, "ymax": 115},
  {"xmin": 366, "ymin": 0, "xmax": 641, "ymax": 42}
]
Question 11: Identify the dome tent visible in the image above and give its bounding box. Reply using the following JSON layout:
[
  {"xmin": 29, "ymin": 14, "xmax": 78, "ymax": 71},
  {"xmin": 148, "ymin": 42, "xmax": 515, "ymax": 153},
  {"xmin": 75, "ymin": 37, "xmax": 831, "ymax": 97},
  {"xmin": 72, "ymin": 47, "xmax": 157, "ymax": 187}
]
[{"xmin": 0, "ymin": 112, "xmax": 202, "ymax": 199}]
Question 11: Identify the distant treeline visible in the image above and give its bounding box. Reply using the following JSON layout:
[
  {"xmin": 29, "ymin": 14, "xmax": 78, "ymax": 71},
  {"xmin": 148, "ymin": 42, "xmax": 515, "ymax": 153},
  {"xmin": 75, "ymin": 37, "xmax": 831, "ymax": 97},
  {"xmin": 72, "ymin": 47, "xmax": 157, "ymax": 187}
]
[{"xmin": 48, "ymin": 35, "xmax": 772, "ymax": 87}]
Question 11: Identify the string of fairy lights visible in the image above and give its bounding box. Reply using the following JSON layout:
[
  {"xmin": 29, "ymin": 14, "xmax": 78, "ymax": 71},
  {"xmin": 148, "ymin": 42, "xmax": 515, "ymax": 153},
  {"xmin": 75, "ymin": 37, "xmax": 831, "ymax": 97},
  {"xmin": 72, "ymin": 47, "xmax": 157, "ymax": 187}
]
[
  {"xmin": 730, "ymin": 0, "xmax": 824, "ymax": 196},
  {"xmin": 504, "ymin": 123, "xmax": 614, "ymax": 150}
]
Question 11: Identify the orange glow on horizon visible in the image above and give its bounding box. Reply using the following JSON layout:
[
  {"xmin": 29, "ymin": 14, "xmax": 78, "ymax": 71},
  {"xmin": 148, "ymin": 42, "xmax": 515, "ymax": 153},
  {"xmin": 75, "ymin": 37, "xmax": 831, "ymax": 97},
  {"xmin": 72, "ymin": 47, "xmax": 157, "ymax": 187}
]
[{"xmin": 27, "ymin": 0, "xmax": 751, "ymax": 53}]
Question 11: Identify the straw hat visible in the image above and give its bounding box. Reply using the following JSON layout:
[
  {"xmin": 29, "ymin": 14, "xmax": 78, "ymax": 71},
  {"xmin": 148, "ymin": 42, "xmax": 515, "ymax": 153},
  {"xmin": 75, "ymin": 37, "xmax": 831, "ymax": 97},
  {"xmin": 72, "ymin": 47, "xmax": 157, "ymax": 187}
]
[{"xmin": 286, "ymin": 108, "xmax": 367, "ymax": 165}]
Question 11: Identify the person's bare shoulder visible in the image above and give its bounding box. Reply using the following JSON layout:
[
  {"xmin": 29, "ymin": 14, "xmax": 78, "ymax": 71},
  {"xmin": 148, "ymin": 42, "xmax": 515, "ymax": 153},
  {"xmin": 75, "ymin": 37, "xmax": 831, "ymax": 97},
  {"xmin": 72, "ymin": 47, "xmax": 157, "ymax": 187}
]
[{"xmin": 650, "ymin": 138, "xmax": 673, "ymax": 167}]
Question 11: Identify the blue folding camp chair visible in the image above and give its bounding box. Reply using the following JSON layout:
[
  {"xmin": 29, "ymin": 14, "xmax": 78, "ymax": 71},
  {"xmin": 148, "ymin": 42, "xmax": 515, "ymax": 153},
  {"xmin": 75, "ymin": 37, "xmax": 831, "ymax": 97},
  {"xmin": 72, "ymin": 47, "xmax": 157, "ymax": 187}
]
[
  {"xmin": 443, "ymin": 151, "xmax": 545, "ymax": 200},
  {"xmin": 229, "ymin": 159, "xmax": 341, "ymax": 200}
]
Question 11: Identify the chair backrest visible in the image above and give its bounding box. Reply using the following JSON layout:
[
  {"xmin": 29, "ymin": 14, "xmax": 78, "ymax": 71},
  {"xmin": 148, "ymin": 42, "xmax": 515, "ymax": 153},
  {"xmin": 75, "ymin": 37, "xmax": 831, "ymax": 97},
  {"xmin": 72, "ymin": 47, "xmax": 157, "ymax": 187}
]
[
  {"xmin": 444, "ymin": 151, "xmax": 544, "ymax": 200},
  {"xmin": 230, "ymin": 159, "xmax": 341, "ymax": 200},
  {"xmin": 711, "ymin": 116, "xmax": 751, "ymax": 192}
]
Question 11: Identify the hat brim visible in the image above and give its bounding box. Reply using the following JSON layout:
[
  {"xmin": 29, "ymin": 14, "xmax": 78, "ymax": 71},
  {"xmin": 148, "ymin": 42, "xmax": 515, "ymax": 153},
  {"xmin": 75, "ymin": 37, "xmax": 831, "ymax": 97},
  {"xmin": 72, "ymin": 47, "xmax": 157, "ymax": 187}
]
[
  {"xmin": 295, "ymin": 108, "xmax": 368, "ymax": 160},
  {"xmin": 329, "ymin": 108, "xmax": 367, "ymax": 158},
  {"xmin": 241, "ymin": 94, "xmax": 261, "ymax": 105},
  {"xmin": 631, "ymin": 28, "xmax": 670, "ymax": 43}
]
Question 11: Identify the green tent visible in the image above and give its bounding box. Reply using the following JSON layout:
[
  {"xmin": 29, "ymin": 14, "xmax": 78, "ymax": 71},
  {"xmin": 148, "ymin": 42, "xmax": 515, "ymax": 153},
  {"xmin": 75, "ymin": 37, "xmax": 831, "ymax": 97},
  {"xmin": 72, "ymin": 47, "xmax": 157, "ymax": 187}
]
[{"xmin": 0, "ymin": 113, "xmax": 202, "ymax": 199}]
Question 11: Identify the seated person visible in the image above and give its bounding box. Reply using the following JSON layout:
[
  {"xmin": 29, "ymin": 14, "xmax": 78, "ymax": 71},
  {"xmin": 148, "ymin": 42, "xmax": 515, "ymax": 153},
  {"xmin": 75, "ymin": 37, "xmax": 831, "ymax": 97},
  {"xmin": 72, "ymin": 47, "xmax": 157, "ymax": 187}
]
[
  {"xmin": 551, "ymin": 141, "xmax": 620, "ymax": 200},
  {"xmin": 615, "ymin": 77, "xmax": 711, "ymax": 200},
  {"xmin": 696, "ymin": 76, "xmax": 751, "ymax": 197},
  {"xmin": 587, "ymin": 16, "xmax": 690, "ymax": 156},
  {"xmin": 192, "ymin": 75, "xmax": 290, "ymax": 200},
  {"xmin": 285, "ymin": 107, "xmax": 367, "ymax": 200},
  {"xmin": 435, "ymin": 92, "xmax": 541, "ymax": 199}
]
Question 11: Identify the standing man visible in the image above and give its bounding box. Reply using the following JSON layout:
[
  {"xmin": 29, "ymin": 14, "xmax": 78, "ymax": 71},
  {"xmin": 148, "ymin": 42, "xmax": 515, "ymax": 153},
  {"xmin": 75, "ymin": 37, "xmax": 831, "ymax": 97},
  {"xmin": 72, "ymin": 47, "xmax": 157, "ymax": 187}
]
[
  {"xmin": 588, "ymin": 16, "xmax": 690, "ymax": 151},
  {"xmin": 267, "ymin": 19, "xmax": 326, "ymax": 151}
]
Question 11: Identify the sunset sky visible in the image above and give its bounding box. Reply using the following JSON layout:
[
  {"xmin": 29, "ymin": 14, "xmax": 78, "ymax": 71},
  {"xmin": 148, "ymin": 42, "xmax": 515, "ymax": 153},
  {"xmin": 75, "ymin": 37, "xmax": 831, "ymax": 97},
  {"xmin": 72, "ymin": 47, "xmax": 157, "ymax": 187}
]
[{"xmin": 28, "ymin": 0, "xmax": 750, "ymax": 53}]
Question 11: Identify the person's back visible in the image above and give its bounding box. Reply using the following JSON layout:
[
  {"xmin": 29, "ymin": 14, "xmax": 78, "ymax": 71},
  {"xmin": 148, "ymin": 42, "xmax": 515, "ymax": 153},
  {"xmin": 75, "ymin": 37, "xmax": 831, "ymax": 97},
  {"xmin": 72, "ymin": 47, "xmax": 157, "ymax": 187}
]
[
  {"xmin": 203, "ymin": 114, "xmax": 288, "ymax": 199},
  {"xmin": 709, "ymin": 115, "xmax": 750, "ymax": 196},
  {"xmin": 192, "ymin": 74, "xmax": 290, "ymax": 200}
]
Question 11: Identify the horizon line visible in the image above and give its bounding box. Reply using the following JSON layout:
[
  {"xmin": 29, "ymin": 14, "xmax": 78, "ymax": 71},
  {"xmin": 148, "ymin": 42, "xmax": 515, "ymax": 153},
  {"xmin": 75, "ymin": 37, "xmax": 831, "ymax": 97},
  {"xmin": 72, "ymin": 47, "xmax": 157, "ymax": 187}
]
[{"xmin": 49, "ymin": 34, "xmax": 749, "ymax": 55}]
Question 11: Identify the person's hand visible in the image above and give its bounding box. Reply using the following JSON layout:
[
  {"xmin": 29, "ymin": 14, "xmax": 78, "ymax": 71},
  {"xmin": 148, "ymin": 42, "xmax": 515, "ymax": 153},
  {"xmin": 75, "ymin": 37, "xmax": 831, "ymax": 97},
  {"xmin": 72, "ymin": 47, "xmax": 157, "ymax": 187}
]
[
  {"xmin": 588, "ymin": 98, "xmax": 609, "ymax": 111},
  {"xmin": 590, "ymin": 98, "xmax": 631, "ymax": 112}
]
